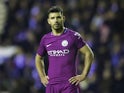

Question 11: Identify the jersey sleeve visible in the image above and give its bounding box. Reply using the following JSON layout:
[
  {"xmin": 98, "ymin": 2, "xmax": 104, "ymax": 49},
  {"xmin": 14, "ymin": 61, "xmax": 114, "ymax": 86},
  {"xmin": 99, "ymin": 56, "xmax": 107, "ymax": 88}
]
[
  {"xmin": 74, "ymin": 32, "xmax": 86, "ymax": 49},
  {"xmin": 37, "ymin": 37, "xmax": 46, "ymax": 56}
]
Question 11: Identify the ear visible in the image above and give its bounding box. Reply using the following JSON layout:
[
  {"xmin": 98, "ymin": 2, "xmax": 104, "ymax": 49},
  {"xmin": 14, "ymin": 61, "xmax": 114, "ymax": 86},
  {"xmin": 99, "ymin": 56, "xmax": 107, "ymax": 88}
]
[
  {"xmin": 47, "ymin": 18, "xmax": 50, "ymax": 24},
  {"xmin": 63, "ymin": 16, "xmax": 65, "ymax": 22}
]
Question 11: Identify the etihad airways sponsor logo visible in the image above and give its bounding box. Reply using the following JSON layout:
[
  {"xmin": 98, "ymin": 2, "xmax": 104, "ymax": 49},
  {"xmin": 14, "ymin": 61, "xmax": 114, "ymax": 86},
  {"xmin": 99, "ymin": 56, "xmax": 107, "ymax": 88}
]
[{"xmin": 47, "ymin": 49, "xmax": 69, "ymax": 56}]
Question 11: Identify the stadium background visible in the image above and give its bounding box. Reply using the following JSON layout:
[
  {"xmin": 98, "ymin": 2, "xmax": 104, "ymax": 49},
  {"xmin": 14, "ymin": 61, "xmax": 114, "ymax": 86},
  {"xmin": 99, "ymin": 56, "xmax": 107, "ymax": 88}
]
[{"xmin": 0, "ymin": 0, "xmax": 124, "ymax": 93}]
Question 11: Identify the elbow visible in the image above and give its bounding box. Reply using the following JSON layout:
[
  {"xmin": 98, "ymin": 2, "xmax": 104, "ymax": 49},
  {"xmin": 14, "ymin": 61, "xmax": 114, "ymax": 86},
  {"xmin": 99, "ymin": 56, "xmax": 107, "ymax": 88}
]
[
  {"xmin": 91, "ymin": 52, "xmax": 94, "ymax": 61},
  {"xmin": 87, "ymin": 51, "xmax": 94, "ymax": 62},
  {"xmin": 35, "ymin": 54, "xmax": 42, "ymax": 63}
]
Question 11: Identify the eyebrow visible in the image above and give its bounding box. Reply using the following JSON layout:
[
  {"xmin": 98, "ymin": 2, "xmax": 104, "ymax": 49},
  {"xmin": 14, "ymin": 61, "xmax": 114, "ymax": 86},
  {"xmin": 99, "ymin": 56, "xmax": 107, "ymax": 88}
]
[{"xmin": 50, "ymin": 15, "xmax": 61, "ymax": 18}]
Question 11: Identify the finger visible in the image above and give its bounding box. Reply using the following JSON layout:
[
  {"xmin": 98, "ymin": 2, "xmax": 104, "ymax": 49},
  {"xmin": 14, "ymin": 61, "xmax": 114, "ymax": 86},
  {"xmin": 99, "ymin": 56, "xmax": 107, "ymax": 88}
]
[
  {"xmin": 42, "ymin": 79, "xmax": 49, "ymax": 85},
  {"xmin": 44, "ymin": 82, "xmax": 49, "ymax": 87},
  {"xmin": 45, "ymin": 80, "xmax": 49, "ymax": 84},
  {"xmin": 69, "ymin": 78, "xmax": 78, "ymax": 84},
  {"xmin": 69, "ymin": 77, "xmax": 76, "ymax": 82},
  {"xmin": 45, "ymin": 77, "xmax": 49, "ymax": 83},
  {"xmin": 75, "ymin": 81, "xmax": 80, "ymax": 86},
  {"xmin": 71, "ymin": 80, "xmax": 77, "ymax": 84},
  {"xmin": 69, "ymin": 77, "xmax": 74, "ymax": 81},
  {"xmin": 69, "ymin": 78, "xmax": 75, "ymax": 83},
  {"xmin": 43, "ymin": 83, "xmax": 47, "ymax": 87}
]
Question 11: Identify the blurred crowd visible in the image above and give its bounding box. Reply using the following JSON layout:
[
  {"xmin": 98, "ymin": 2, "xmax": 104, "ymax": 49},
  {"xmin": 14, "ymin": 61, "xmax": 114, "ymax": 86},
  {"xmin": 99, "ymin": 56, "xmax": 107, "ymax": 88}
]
[{"xmin": 0, "ymin": 0, "xmax": 124, "ymax": 93}]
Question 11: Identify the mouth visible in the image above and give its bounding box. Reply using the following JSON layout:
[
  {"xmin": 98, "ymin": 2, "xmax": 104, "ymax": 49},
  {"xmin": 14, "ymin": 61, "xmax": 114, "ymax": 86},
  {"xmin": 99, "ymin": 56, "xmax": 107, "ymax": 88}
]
[
  {"xmin": 54, "ymin": 24, "xmax": 60, "ymax": 27},
  {"xmin": 54, "ymin": 23, "xmax": 59, "ymax": 25}
]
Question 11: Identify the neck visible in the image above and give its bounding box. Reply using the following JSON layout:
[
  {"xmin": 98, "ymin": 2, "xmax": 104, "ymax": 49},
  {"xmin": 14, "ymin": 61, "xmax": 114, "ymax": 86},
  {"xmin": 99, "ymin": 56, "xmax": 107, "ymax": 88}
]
[{"xmin": 52, "ymin": 27, "xmax": 65, "ymax": 36}]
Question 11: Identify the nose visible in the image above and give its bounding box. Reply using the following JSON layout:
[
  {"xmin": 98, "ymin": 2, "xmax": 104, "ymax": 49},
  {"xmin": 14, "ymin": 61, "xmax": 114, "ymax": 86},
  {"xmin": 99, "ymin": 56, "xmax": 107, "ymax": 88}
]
[{"xmin": 55, "ymin": 18, "xmax": 58, "ymax": 22}]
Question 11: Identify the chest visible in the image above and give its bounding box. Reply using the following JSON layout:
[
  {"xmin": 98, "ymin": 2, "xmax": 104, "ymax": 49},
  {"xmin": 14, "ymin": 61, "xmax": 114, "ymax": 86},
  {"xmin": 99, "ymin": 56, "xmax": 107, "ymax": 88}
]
[{"xmin": 44, "ymin": 36, "xmax": 75, "ymax": 51}]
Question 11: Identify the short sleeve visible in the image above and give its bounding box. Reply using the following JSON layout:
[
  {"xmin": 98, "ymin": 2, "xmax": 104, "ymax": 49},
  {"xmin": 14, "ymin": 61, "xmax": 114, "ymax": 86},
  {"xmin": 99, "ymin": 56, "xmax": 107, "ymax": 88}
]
[
  {"xmin": 74, "ymin": 32, "xmax": 86, "ymax": 49},
  {"xmin": 37, "ymin": 37, "xmax": 46, "ymax": 56}
]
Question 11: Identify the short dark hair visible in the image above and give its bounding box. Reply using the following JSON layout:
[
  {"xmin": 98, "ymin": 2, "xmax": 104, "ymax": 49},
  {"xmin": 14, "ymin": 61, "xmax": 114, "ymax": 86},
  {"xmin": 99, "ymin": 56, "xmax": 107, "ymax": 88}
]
[{"xmin": 48, "ymin": 6, "xmax": 63, "ymax": 17}]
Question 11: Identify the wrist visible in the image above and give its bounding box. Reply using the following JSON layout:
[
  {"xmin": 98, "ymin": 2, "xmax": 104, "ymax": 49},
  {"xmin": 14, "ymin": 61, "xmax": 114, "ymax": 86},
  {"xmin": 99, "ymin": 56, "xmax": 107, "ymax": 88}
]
[
  {"xmin": 80, "ymin": 74, "xmax": 87, "ymax": 78},
  {"xmin": 40, "ymin": 74, "xmax": 46, "ymax": 78}
]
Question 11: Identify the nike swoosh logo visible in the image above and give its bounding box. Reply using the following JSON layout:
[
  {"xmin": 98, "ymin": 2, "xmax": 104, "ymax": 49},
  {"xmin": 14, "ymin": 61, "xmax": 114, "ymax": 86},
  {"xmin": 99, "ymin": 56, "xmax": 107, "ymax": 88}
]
[{"xmin": 46, "ymin": 44, "xmax": 51, "ymax": 47}]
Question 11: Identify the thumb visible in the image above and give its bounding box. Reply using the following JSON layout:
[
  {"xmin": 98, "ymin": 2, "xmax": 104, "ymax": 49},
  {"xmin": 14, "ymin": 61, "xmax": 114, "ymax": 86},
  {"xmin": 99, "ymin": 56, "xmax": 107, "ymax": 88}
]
[{"xmin": 46, "ymin": 76, "xmax": 49, "ymax": 79}]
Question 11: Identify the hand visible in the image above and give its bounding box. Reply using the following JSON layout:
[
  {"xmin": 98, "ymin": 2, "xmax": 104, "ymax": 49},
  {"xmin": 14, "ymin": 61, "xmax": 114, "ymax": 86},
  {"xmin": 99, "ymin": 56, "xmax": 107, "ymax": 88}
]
[
  {"xmin": 69, "ymin": 75, "xmax": 86, "ymax": 85},
  {"xmin": 40, "ymin": 76, "xmax": 49, "ymax": 87}
]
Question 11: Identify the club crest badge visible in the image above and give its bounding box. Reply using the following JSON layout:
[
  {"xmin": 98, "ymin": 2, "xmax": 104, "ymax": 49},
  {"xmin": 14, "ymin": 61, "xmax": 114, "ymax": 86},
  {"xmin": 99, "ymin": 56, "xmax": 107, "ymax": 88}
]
[{"xmin": 61, "ymin": 40, "xmax": 68, "ymax": 47}]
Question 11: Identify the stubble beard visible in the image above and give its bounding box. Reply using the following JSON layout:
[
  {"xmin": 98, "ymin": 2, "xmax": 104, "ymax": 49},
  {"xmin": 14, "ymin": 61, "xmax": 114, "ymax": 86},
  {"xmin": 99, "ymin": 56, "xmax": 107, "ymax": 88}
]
[{"xmin": 52, "ymin": 25, "xmax": 63, "ymax": 33}]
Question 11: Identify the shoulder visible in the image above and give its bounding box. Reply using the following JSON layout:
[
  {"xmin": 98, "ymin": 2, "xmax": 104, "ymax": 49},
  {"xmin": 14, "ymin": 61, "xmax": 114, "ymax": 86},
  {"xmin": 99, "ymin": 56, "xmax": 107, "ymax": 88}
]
[
  {"xmin": 41, "ymin": 32, "xmax": 51, "ymax": 40},
  {"xmin": 66, "ymin": 28, "xmax": 82, "ymax": 38},
  {"xmin": 66, "ymin": 28, "xmax": 75, "ymax": 34},
  {"xmin": 39, "ymin": 32, "xmax": 51, "ymax": 44}
]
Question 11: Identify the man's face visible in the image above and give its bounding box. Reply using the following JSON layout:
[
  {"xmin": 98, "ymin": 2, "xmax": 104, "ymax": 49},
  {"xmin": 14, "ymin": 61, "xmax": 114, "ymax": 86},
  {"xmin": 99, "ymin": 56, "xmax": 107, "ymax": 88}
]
[{"xmin": 48, "ymin": 12, "xmax": 65, "ymax": 30}]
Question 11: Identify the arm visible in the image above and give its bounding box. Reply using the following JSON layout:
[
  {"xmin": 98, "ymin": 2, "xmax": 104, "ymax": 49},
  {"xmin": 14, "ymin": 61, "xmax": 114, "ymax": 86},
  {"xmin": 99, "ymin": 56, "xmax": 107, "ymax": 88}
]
[
  {"xmin": 80, "ymin": 44, "xmax": 94, "ymax": 77},
  {"xmin": 35, "ymin": 54, "xmax": 49, "ymax": 87},
  {"xmin": 69, "ymin": 44, "xmax": 94, "ymax": 85}
]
